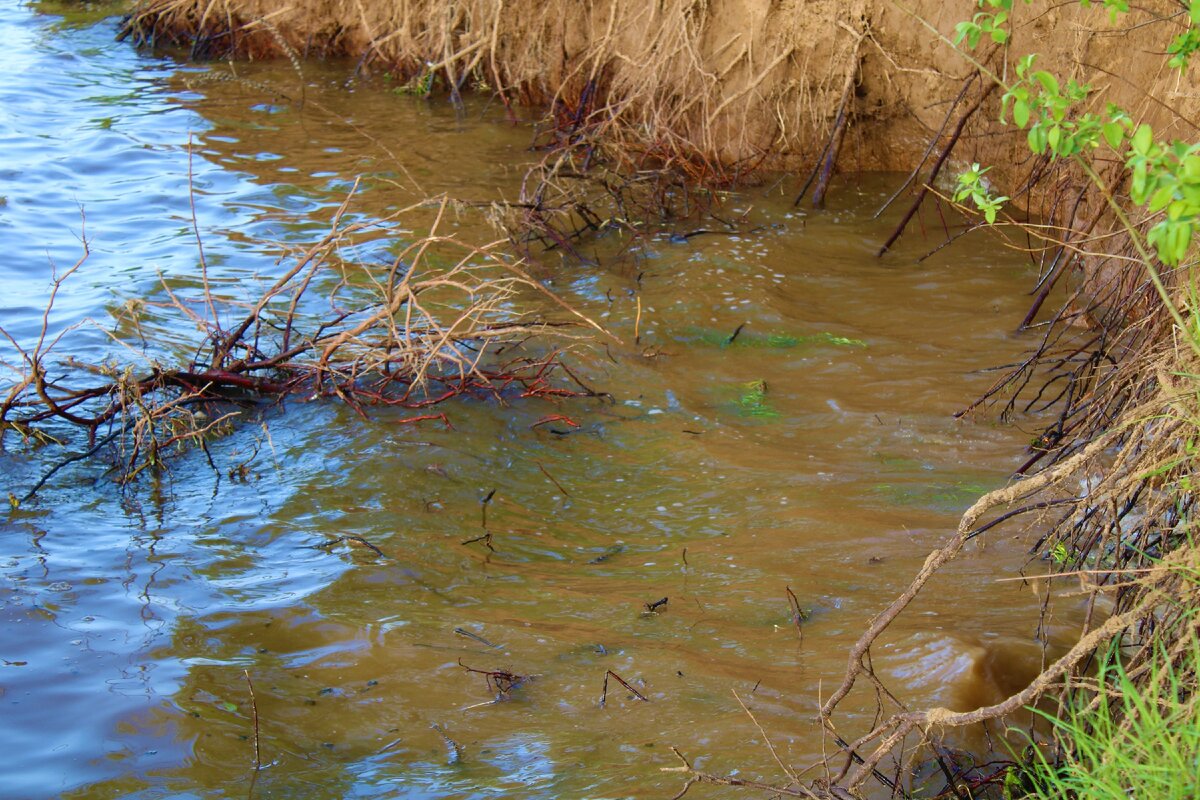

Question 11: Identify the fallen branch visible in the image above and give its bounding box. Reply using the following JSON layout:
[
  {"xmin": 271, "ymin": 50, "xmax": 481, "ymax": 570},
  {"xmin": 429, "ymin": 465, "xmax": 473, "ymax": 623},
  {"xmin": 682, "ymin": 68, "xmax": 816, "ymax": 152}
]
[
  {"xmin": 809, "ymin": 23, "xmax": 867, "ymax": 209},
  {"xmin": 1, "ymin": 196, "xmax": 600, "ymax": 498},
  {"xmin": 877, "ymin": 81, "xmax": 997, "ymax": 257}
]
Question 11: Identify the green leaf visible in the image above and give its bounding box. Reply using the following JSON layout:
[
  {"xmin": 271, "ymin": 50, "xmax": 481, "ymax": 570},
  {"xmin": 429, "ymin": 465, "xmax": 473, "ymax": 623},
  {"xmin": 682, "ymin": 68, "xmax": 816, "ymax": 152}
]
[
  {"xmin": 1184, "ymin": 154, "xmax": 1200, "ymax": 180},
  {"xmin": 1170, "ymin": 221, "xmax": 1192, "ymax": 263},
  {"xmin": 1181, "ymin": 183, "xmax": 1200, "ymax": 208},
  {"xmin": 1013, "ymin": 99, "xmax": 1031, "ymax": 128},
  {"xmin": 1032, "ymin": 70, "xmax": 1060, "ymax": 95},
  {"xmin": 1131, "ymin": 166, "xmax": 1148, "ymax": 203},
  {"xmin": 1149, "ymin": 184, "xmax": 1176, "ymax": 213},
  {"xmin": 1131, "ymin": 123, "xmax": 1153, "ymax": 155},
  {"xmin": 1102, "ymin": 121, "xmax": 1124, "ymax": 149},
  {"xmin": 1028, "ymin": 126, "xmax": 1047, "ymax": 154}
]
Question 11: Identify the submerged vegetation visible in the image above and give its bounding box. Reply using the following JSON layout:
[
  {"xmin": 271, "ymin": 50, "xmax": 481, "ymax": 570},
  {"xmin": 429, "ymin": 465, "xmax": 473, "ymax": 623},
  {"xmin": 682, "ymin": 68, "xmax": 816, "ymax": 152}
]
[{"xmin": 8, "ymin": 0, "xmax": 1198, "ymax": 796}]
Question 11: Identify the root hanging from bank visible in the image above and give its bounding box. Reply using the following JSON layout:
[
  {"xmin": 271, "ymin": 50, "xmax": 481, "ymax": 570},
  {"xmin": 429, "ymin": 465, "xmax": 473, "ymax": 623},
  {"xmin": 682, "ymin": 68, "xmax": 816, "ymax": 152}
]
[
  {"xmin": 806, "ymin": 128, "xmax": 1199, "ymax": 800},
  {"xmin": 0, "ymin": 192, "xmax": 601, "ymax": 500}
]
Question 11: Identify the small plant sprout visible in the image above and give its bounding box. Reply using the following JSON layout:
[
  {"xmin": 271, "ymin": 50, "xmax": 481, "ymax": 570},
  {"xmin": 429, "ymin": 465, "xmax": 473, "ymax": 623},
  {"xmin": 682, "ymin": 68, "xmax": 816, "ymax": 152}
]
[{"xmin": 953, "ymin": 163, "xmax": 1009, "ymax": 224}]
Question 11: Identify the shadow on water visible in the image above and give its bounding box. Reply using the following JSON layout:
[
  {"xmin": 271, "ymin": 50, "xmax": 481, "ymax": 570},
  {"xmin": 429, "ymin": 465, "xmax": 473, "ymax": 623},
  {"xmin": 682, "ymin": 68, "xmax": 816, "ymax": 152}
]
[{"xmin": 1, "ymin": 4, "xmax": 1082, "ymax": 798}]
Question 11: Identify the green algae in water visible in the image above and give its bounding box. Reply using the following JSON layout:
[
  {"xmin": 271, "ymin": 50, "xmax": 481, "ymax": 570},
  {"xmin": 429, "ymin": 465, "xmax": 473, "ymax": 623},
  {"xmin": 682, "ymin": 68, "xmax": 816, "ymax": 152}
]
[
  {"xmin": 872, "ymin": 479, "xmax": 997, "ymax": 513},
  {"xmin": 685, "ymin": 326, "xmax": 866, "ymax": 349},
  {"xmin": 734, "ymin": 379, "xmax": 779, "ymax": 419}
]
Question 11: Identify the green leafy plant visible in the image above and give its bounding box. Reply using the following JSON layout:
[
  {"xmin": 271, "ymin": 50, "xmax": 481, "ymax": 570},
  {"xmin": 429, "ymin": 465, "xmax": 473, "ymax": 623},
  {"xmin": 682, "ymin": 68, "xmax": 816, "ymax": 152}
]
[
  {"xmin": 393, "ymin": 66, "xmax": 435, "ymax": 96},
  {"xmin": 951, "ymin": 0, "xmax": 1200, "ymax": 271},
  {"xmin": 1167, "ymin": 2, "xmax": 1200, "ymax": 70},
  {"xmin": 954, "ymin": 163, "xmax": 1008, "ymax": 223},
  {"xmin": 954, "ymin": 0, "xmax": 1016, "ymax": 48}
]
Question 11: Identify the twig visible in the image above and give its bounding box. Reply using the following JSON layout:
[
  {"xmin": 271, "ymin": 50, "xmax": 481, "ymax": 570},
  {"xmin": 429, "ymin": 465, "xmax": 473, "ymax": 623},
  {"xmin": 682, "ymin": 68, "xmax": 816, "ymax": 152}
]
[
  {"xmin": 480, "ymin": 488, "xmax": 496, "ymax": 529},
  {"xmin": 733, "ymin": 688, "xmax": 800, "ymax": 785},
  {"xmin": 634, "ymin": 295, "xmax": 643, "ymax": 344},
  {"xmin": 811, "ymin": 25, "xmax": 866, "ymax": 209},
  {"xmin": 535, "ymin": 461, "xmax": 571, "ymax": 496},
  {"xmin": 873, "ymin": 71, "xmax": 977, "ymax": 219},
  {"xmin": 786, "ymin": 585, "xmax": 806, "ymax": 644},
  {"xmin": 22, "ymin": 430, "xmax": 120, "ymax": 503},
  {"xmin": 877, "ymin": 82, "xmax": 997, "ymax": 257},
  {"xmin": 599, "ymin": 669, "xmax": 648, "ymax": 706},
  {"xmin": 461, "ymin": 531, "xmax": 495, "ymax": 551},
  {"xmin": 458, "ymin": 658, "xmax": 527, "ymax": 696},
  {"xmin": 662, "ymin": 747, "xmax": 825, "ymax": 799},
  {"xmin": 244, "ymin": 669, "xmax": 261, "ymax": 800},
  {"xmin": 313, "ymin": 534, "xmax": 387, "ymax": 558},
  {"xmin": 454, "ymin": 626, "xmax": 502, "ymax": 649},
  {"xmin": 430, "ymin": 722, "xmax": 463, "ymax": 764},
  {"xmin": 530, "ymin": 415, "xmax": 580, "ymax": 431}
]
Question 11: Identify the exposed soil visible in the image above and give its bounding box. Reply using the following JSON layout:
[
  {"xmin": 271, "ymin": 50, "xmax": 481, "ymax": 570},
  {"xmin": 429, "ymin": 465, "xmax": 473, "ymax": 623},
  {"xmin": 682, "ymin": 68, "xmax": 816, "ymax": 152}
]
[{"xmin": 123, "ymin": 0, "xmax": 1199, "ymax": 199}]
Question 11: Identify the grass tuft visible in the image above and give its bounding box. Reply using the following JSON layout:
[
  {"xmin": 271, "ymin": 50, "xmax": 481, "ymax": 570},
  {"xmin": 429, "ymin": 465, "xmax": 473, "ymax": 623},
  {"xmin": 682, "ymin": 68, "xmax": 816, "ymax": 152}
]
[{"xmin": 1010, "ymin": 589, "xmax": 1200, "ymax": 799}]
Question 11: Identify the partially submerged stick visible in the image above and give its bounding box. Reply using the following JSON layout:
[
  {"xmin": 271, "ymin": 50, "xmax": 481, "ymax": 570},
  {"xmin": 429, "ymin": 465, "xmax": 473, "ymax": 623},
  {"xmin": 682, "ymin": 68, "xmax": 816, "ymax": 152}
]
[
  {"xmin": 599, "ymin": 669, "xmax": 648, "ymax": 706},
  {"xmin": 810, "ymin": 26, "xmax": 866, "ymax": 209},
  {"xmin": 244, "ymin": 669, "xmax": 261, "ymax": 799},
  {"xmin": 877, "ymin": 81, "xmax": 997, "ymax": 257}
]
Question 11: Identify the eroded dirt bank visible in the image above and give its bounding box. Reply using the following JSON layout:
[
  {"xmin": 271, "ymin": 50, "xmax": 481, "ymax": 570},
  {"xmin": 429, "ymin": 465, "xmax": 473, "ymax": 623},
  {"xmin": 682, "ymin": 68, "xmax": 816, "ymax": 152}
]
[{"xmin": 124, "ymin": 0, "xmax": 1198, "ymax": 195}]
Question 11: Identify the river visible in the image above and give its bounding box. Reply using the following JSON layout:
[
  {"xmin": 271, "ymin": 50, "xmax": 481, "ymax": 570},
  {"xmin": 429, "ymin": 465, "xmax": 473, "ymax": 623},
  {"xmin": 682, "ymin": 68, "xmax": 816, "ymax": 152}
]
[{"xmin": 0, "ymin": 3, "xmax": 1072, "ymax": 798}]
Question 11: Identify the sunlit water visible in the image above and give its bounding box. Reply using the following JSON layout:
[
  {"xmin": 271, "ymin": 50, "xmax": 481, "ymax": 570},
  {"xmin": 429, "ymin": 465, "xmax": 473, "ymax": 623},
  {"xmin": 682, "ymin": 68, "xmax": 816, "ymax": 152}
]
[{"xmin": 1, "ymin": 4, "xmax": 1077, "ymax": 798}]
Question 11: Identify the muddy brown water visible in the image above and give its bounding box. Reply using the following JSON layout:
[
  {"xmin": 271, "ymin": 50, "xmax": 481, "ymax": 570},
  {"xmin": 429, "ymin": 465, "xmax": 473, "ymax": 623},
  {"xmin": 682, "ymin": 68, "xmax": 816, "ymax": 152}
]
[{"xmin": 0, "ymin": 5, "xmax": 1080, "ymax": 799}]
